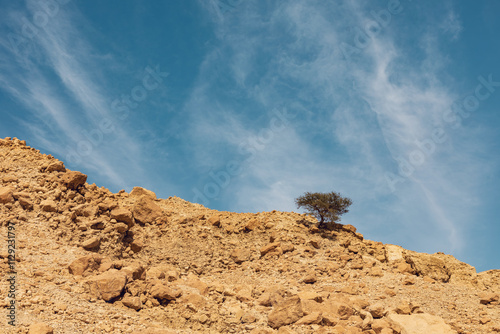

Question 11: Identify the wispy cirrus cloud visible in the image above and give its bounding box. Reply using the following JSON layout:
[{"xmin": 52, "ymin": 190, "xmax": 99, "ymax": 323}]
[
  {"xmin": 0, "ymin": 0, "xmax": 148, "ymax": 188},
  {"xmin": 186, "ymin": 0, "xmax": 489, "ymax": 257}
]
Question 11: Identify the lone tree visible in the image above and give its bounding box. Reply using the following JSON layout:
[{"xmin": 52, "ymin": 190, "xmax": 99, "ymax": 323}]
[{"xmin": 295, "ymin": 191, "xmax": 352, "ymax": 228}]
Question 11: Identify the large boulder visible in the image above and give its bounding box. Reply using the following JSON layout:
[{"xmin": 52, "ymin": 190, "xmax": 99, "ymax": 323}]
[
  {"xmin": 132, "ymin": 195, "xmax": 163, "ymax": 224},
  {"xmin": 130, "ymin": 187, "xmax": 157, "ymax": 200},
  {"xmin": 46, "ymin": 161, "xmax": 66, "ymax": 172},
  {"xmin": 68, "ymin": 255, "xmax": 104, "ymax": 276},
  {"xmin": 85, "ymin": 269, "xmax": 127, "ymax": 301},
  {"xmin": 60, "ymin": 171, "xmax": 87, "ymax": 190},
  {"xmin": 110, "ymin": 207, "xmax": 134, "ymax": 226},
  {"xmin": 387, "ymin": 313, "xmax": 457, "ymax": 334},
  {"xmin": 149, "ymin": 282, "xmax": 182, "ymax": 302},
  {"xmin": 268, "ymin": 295, "xmax": 304, "ymax": 329},
  {"xmin": 385, "ymin": 244, "xmax": 405, "ymax": 262}
]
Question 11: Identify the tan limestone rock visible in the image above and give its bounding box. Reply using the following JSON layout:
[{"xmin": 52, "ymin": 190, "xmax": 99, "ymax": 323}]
[
  {"xmin": 133, "ymin": 195, "xmax": 163, "ymax": 224},
  {"xmin": 46, "ymin": 161, "xmax": 65, "ymax": 172},
  {"xmin": 268, "ymin": 295, "xmax": 304, "ymax": 329},
  {"xmin": 110, "ymin": 207, "xmax": 134, "ymax": 226},
  {"xmin": 122, "ymin": 295, "xmax": 142, "ymax": 310},
  {"xmin": 68, "ymin": 255, "xmax": 104, "ymax": 276},
  {"xmin": 60, "ymin": 171, "xmax": 87, "ymax": 190},
  {"xmin": 28, "ymin": 323, "xmax": 54, "ymax": 334},
  {"xmin": 40, "ymin": 199, "xmax": 57, "ymax": 212},
  {"xmin": 85, "ymin": 269, "xmax": 127, "ymax": 301},
  {"xmin": 231, "ymin": 248, "xmax": 252, "ymax": 263},
  {"xmin": 479, "ymin": 291, "xmax": 499, "ymax": 305},
  {"xmin": 387, "ymin": 313, "xmax": 457, "ymax": 334},
  {"xmin": 149, "ymin": 283, "xmax": 182, "ymax": 301},
  {"xmin": 0, "ymin": 186, "xmax": 15, "ymax": 204},
  {"xmin": 130, "ymin": 186, "xmax": 157, "ymax": 200}
]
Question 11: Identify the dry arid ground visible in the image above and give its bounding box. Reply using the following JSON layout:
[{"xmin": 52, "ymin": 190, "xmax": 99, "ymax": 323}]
[{"xmin": 0, "ymin": 137, "xmax": 499, "ymax": 334}]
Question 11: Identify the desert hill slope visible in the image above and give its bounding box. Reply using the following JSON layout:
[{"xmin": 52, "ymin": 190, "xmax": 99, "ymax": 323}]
[{"xmin": 0, "ymin": 137, "xmax": 499, "ymax": 334}]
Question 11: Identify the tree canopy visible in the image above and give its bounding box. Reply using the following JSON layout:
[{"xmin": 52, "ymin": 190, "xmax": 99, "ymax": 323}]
[{"xmin": 295, "ymin": 191, "xmax": 352, "ymax": 228}]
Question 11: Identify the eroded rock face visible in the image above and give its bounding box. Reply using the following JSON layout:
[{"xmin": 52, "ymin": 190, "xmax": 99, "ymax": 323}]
[
  {"xmin": 405, "ymin": 252, "xmax": 450, "ymax": 282},
  {"xmin": 388, "ymin": 313, "xmax": 457, "ymax": 334},
  {"xmin": 404, "ymin": 251, "xmax": 478, "ymax": 285}
]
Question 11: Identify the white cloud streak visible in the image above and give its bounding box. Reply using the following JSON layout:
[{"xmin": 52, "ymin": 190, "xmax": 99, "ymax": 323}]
[
  {"xmin": 186, "ymin": 0, "xmax": 485, "ymax": 256},
  {"xmin": 0, "ymin": 0, "xmax": 146, "ymax": 189}
]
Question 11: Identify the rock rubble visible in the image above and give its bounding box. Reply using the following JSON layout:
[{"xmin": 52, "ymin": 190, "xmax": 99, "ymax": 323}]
[{"xmin": 0, "ymin": 137, "xmax": 499, "ymax": 333}]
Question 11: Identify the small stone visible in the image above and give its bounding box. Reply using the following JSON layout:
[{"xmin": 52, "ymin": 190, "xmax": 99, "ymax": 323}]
[
  {"xmin": 46, "ymin": 161, "xmax": 66, "ymax": 172},
  {"xmin": 395, "ymin": 302, "xmax": 412, "ymax": 315},
  {"xmin": 242, "ymin": 312, "xmax": 257, "ymax": 323},
  {"xmin": 18, "ymin": 196, "xmax": 33, "ymax": 210},
  {"xmin": 130, "ymin": 187, "xmax": 157, "ymax": 200},
  {"xmin": 370, "ymin": 267, "xmax": 384, "ymax": 277},
  {"xmin": 114, "ymin": 223, "xmax": 129, "ymax": 233},
  {"xmin": 343, "ymin": 224, "xmax": 357, "ymax": 233},
  {"xmin": 244, "ymin": 219, "xmax": 262, "ymax": 231},
  {"xmin": 122, "ymin": 296, "xmax": 142, "ymax": 310},
  {"xmin": 260, "ymin": 242, "xmax": 281, "ymax": 256},
  {"xmin": 388, "ymin": 313, "xmax": 456, "ymax": 334},
  {"xmin": 368, "ymin": 303, "xmax": 385, "ymax": 318},
  {"xmin": 130, "ymin": 239, "xmax": 144, "ymax": 253},
  {"xmin": 28, "ymin": 323, "xmax": 54, "ymax": 334},
  {"xmin": 82, "ymin": 236, "xmax": 100, "ymax": 249},
  {"xmin": 208, "ymin": 215, "xmax": 221, "ymax": 227},
  {"xmin": 403, "ymin": 276, "xmax": 416, "ymax": 285},
  {"xmin": 295, "ymin": 312, "xmax": 322, "ymax": 325},
  {"xmin": 40, "ymin": 199, "xmax": 57, "ymax": 212},
  {"xmin": 231, "ymin": 248, "xmax": 252, "ymax": 263},
  {"xmin": 68, "ymin": 255, "xmax": 103, "ymax": 276},
  {"xmin": 0, "ymin": 187, "xmax": 15, "ymax": 204},
  {"xmin": 301, "ymin": 273, "xmax": 317, "ymax": 284},
  {"xmin": 371, "ymin": 319, "xmax": 391, "ymax": 333}
]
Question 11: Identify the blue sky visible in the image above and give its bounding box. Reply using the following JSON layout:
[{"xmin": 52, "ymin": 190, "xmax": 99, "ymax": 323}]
[{"xmin": 1, "ymin": 0, "xmax": 499, "ymax": 272}]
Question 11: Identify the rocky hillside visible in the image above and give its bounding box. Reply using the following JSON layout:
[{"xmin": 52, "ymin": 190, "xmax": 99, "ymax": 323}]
[{"xmin": 0, "ymin": 137, "xmax": 499, "ymax": 334}]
